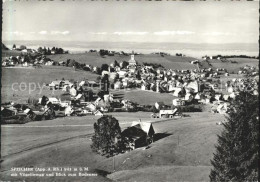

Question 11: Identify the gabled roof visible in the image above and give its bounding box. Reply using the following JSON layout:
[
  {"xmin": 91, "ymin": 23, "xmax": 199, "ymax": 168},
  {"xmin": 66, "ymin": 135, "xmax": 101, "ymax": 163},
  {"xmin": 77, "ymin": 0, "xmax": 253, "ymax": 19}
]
[
  {"xmin": 122, "ymin": 126, "xmax": 146, "ymax": 139},
  {"xmin": 131, "ymin": 121, "xmax": 155, "ymax": 136}
]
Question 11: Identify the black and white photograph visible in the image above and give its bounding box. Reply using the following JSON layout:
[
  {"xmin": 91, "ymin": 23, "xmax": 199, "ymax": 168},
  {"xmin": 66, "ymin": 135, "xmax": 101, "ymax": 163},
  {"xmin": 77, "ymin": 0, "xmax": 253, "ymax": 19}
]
[{"xmin": 1, "ymin": 0, "xmax": 259, "ymax": 181}]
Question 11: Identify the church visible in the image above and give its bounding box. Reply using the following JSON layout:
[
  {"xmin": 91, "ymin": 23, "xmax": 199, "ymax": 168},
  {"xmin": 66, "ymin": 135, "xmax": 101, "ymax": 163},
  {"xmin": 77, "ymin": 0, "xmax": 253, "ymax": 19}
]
[{"xmin": 128, "ymin": 51, "xmax": 137, "ymax": 72}]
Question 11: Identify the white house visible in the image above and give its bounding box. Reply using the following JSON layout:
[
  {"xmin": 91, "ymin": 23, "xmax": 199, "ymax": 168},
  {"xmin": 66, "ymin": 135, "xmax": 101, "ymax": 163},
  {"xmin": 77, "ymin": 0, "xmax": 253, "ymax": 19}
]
[
  {"xmin": 94, "ymin": 110, "xmax": 103, "ymax": 116},
  {"xmin": 172, "ymin": 98, "xmax": 185, "ymax": 106}
]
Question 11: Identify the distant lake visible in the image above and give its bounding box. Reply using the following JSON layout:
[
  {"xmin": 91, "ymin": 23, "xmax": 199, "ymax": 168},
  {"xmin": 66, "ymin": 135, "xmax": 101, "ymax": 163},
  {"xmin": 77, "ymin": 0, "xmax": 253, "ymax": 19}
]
[{"xmin": 3, "ymin": 40, "xmax": 259, "ymax": 58}]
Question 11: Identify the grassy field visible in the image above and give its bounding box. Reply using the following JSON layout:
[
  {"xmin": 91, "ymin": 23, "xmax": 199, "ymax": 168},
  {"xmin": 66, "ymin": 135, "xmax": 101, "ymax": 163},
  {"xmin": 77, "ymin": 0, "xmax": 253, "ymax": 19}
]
[
  {"xmin": 47, "ymin": 52, "xmax": 198, "ymax": 70},
  {"xmin": 1, "ymin": 66, "xmax": 98, "ymax": 103},
  {"xmin": 47, "ymin": 53, "xmax": 259, "ymax": 73},
  {"xmin": 1, "ymin": 112, "xmax": 225, "ymax": 181},
  {"xmin": 2, "ymin": 50, "xmax": 22, "ymax": 57},
  {"xmin": 208, "ymin": 58, "xmax": 259, "ymax": 73},
  {"xmin": 111, "ymin": 89, "xmax": 177, "ymax": 105}
]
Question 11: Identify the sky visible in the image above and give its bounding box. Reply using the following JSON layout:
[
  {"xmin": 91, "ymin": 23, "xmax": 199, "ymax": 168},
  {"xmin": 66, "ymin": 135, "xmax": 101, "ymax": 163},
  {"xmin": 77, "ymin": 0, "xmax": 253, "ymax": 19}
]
[{"xmin": 2, "ymin": 0, "xmax": 259, "ymax": 44}]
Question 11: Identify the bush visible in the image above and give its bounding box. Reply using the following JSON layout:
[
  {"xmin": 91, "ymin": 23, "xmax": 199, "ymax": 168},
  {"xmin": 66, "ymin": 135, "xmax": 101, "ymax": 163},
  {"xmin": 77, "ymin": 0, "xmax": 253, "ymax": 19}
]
[{"xmin": 91, "ymin": 115, "xmax": 127, "ymax": 157}]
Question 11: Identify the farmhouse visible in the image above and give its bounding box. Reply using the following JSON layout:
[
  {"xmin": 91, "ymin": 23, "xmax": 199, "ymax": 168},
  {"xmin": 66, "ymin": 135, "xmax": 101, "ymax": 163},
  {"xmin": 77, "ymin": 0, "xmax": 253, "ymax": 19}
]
[
  {"xmin": 94, "ymin": 110, "xmax": 103, "ymax": 116},
  {"xmin": 122, "ymin": 121, "xmax": 155, "ymax": 149},
  {"xmin": 159, "ymin": 109, "xmax": 178, "ymax": 118},
  {"xmin": 49, "ymin": 80, "xmax": 61, "ymax": 90}
]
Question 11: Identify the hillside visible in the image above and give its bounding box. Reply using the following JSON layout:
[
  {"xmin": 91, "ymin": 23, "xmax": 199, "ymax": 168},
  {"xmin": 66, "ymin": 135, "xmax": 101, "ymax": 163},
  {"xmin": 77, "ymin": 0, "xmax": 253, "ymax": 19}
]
[
  {"xmin": 1, "ymin": 66, "xmax": 99, "ymax": 103},
  {"xmin": 2, "ymin": 43, "xmax": 9, "ymax": 50},
  {"xmin": 208, "ymin": 58, "xmax": 259, "ymax": 73},
  {"xmin": 1, "ymin": 112, "xmax": 224, "ymax": 181},
  {"xmin": 47, "ymin": 52, "xmax": 199, "ymax": 70}
]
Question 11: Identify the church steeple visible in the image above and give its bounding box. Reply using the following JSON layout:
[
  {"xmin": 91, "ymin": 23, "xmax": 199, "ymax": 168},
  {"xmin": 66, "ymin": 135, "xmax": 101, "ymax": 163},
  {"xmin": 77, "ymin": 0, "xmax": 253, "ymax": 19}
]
[
  {"xmin": 129, "ymin": 50, "xmax": 136, "ymax": 66},
  {"xmin": 131, "ymin": 51, "xmax": 135, "ymax": 61}
]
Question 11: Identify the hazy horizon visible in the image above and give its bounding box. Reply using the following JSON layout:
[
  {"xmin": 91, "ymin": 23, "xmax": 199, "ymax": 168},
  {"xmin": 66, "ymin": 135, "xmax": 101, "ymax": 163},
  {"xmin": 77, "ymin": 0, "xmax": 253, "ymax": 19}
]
[
  {"xmin": 3, "ymin": 1, "xmax": 259, "ymax": 44},
  {"xmin": 3, "ymin": 40, "xmax": 258, "ymax": 58}
]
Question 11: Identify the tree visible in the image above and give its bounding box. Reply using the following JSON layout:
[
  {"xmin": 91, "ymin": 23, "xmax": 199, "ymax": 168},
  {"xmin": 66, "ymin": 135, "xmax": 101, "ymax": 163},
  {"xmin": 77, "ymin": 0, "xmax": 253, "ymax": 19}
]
[
  {"xmin": 101, "ymin": 74, "xmax": 110, "ymax": 94},
  {"xmin": 20, "ymin": 45, "xmax": 27, "ymax": 50},
  {"xmin": 209, "ymin": 92, "xmax": 259, "ymax": 181},
  {"xmin": 37, "ymin": 47, "xmax": 43, "ymax": 53},
  {"xmin": 47, "ymin": 47, "xmax": 51, "ymax": 55},
  {"xmin": 43, "ymin": 47, "xmax": 47, "ymax": 55},
  {"xmin": 101, "ymin": 64, "xmax": 109, "ymax": 73},
  {"xmin": 91, "ymin": 115, "xmax": 127, "ymax": 157},
  {"xmin": 114, "ymin": 60, "xmax": 119, "ymax": 67},
  {"xmin": 136, "ymin": 70, "xmax": 141, "ymax": 80},
  {"xmin": 12, "ymin": 44, "xmax": 16, "ymax": 49}
]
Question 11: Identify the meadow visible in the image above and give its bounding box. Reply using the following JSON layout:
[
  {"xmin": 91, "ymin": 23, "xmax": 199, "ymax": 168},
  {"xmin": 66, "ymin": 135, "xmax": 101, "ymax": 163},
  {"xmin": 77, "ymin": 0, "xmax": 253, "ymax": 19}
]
[
  {"xmin": 1, "ymin": 112, "xmax": 224, "ymax": 181},
  {"xmin": 1, "ymin": 66, "xmax": 98, "ymax": 103},
  {"xmin": 47, "ymin": 52, "xmax": 198, "ymax": 70}
]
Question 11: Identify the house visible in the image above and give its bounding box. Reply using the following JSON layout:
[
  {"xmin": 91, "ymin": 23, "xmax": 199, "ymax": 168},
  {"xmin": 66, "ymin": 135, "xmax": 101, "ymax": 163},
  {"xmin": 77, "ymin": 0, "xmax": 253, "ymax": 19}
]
[
  {"xmin": 118, "ymin": 70, "xmax": 127, "ymax": 78},
  {"xmin": 173, "ymin": 88, "xmax": 185, "ymax": 97},
  {"xmin": 159, "ymin": 109, "xmax": 178, "ymax": 118},
  {"xmin": 186, "ymin": 81, "xmax": 199, "ymax": 93},
  {"xmin": 191, "ymin": 60, "xmax": 199, "ymax": 64},
  {"xmin": 104, "ymin": 94, "xmax": 113, "ymax": 103},
  {"xmin": 70, "ymin": 87, "xmax": 77, "ymax": 97},
  {"xmin": 141, "ymin": 84, "xmax": 146, "ymax": 90},
  {"xmin": 227, "ymin": 86, "xmax": 234, "ymax": 93},
  {"xmin": 39, "ymin": 97, "xmax": 60, "ymax": 104},
  {"xmin": 223, "ymin": 95, "xmax": 230, "ymax": 101},
  {"xmin": 114, "ymin": 81, "xmax": 123, "ymax": 89},
  {"xmin": 217, "ymin": 103, "xmax": 229, "ymax": 114},
  {"xmin": 102, "ymin": 70, "xmax": 110, "ymax": 77},
  {"xmin": 122, "ymin": 125, "xmax": 148, "ymax": 150},
  {"xmin": 45, "ymin": 61, "xmax": 53, "ymax": 66},
  {"xmin": 194, "ymin": 93, "xmax": 203, "ymax": 100},
  {"xmin": 168, "ymin": 83, "xmax": 176, "ymax": 92},
  {"xmin": 122, "ymin": 79, "xmax": 129, "ymax": 88},
  {"xmin": 86, "ymin": 103, "xmax": 96, "ymax": 111},
  {"xmin": 23, "ymin": 62, "xmax": 28, "ymax": 67},
  {"xmin": 60, "ymin": 80, "xmax": 73, "ymax": 88},
  {"xmin": 225, "ymin": 73, "xmax": 229, "ymax": 76},
  {"xmin": 65, "ymin": 106, "xmax": 74, "ymax": 116},
  {"xmin": 122, "ymin": 121, "xmax": 155, "ymax": 149},
  {"xmin": 94, "ymin": 110, "xmax": 103, "ymax": 116},
  {"xmin": 49, "ymin": 80, "xmax": 61, "ymax": 90},
  {"xmin": 184, "ymin": 93, "xmax": 194, "ymax": 102},
  {"xmin": 172, "ymin": 98, "xmax": 185, "ymax": 106},
  {"xmin": 1, "ymin": 108, "xmax": 17, "ymax": 117},
  {"xmin": 131, "ymin": 121, "xmax": 155, "ymax": 139},
  {"xmin": 114, "ymin": 66, "xmax": 121, "ymax": 72},
  {"xmin": 155, "ymin": 102, "xmax": 165, "ymax": 110},
  {"xmin": 214, "ymin": 94, "xmax": 222, "ymax": 101},
  {"xmin": 230, "ymin": 92, "xmax": 238, "ymax": 99}
]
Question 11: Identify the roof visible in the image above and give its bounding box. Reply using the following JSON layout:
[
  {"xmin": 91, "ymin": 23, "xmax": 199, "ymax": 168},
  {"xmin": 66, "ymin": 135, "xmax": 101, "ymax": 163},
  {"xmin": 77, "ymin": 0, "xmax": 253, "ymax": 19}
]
[
  {"xmin": 131, "ymin": 121, "xmax": 155, "ymax": 136},
  {"xmin": 88, "ymin": 81, "xmax": 96, "ymax": 84},
  {"xmin": 122, "ymin": 126, "xmax": 147, "ymax": 139},
  {"xmin": 50, "ymin": 80, "xmax": 61, "ymax": 85}
]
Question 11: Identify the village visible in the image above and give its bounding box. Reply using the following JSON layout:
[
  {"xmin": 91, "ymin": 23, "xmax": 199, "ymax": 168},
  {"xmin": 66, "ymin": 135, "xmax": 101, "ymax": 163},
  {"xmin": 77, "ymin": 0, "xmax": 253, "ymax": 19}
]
[
  {"xmin": 2, "ymin": 47, "xmax": 259, "ymax": 128},
  {"xmin": 1, "ymin": 43, "xmax": 260, "ymax": 181}
]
